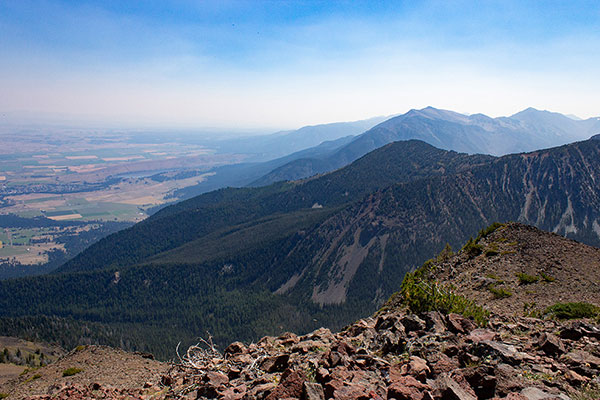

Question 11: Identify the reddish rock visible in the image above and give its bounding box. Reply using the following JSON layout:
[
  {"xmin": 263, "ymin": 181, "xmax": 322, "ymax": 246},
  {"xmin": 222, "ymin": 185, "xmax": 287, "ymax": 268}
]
[
  {"xmin": 564, "ymin": 369, "xmax": 589, "ymax": 385},
  {"xmin": 265, "ymin": 369, "xmax": 306, "ymax": 400},
  {"xmin": 375, "ymin": 313, "xmax": 406, "ymax": 333},
  {"xmin": 494, "ymin": 363, "xmax": 526, "ymax": 396},
  {"xmin": 224, "ymin": 341, "xmax": 247, "ymax": 355},
  {"xmin": 278, "ymin": 332, "xmax": 300, "ymax": 344},
  {"xmin": 433, "ymin": 373, "xmax": 477, "ymax": 400},
  {"xmin": 467, "ymin": 328, "xmax": 498, "ymax": 343},
  {"xmin": 204, "ymin": 371, "xmax": 229, "ymax": 387},
  {"xmin": 564, "ymin": 350, "xmax": 600, "ymax": 369},
  {"xmin": 447, "ymin": 313, "xmax": 477, "ymax": 334},
  {"xmin": 387, "ymin": 375, "xmax": 431, "ymax": 400},
  {"xmin": 429, "ymin": 353, "xmax": 460, "ymax": 376},
  {"xmin": 334, "ymin": 385, "xmax": 375, "ymax": 400},
  {"xmin": 423, "ymin": 311, "xmax": 447, "ymax": 333},
  {"xmin": 260, "ymin": 354, "xmax": 290, "ymax": 373},
  {"xmin": 504, "ymin": 393, "xmax": 528, "ymax": 400},
  {"xmin": 377, "ymin": 330, "xmax": 406, "ymax": 354},
  {"xmin": 249, "ymin": 382, "xmax": 276, "ymax": 398},
  {"xmin": 324, "ymin": 379, "xmax": 345, "ymax": 399},
  {"xmin": 537, "ymin": 333, "xmax": 566, "ymax": 355},
  {"xmin": 303, "ymin": 382, "xmax": 325, "ymax": 400},
  {"xmin": 401, "ymin": 315, "xmax": 427, "ymax": 333},
  {"xmin": 408, "ymin": 356, "xmax": 430, "ymax": 382},
  {"xmin": 161, "ymin": 375, "xmax": 174, "ymax": 386},
  {"xmin": 316, "ymin": 367, "xmax": 330, "ymax": 382},
  {"xmin": 462, "ymin": 366, "xmax": 496, "ymax": 399},
  {"xmin": 388, "ymin": 363, "xmax": 404, "ymax": 383}
]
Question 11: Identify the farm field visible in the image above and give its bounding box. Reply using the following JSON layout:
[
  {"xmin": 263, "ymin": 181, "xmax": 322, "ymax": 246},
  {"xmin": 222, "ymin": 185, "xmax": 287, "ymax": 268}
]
[
  {"xmin": 0, "ymin": 129, "xmax": 242, "ymax": 274},
  {"xmin": 0, "ymin": 130, "xmax": 240, "ymax": 222}
]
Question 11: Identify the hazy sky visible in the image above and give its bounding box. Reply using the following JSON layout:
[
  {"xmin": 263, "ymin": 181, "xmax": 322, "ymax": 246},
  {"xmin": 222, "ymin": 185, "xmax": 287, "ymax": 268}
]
[{"xmin": 1, "ymin": 1, "xmax": 599, "ymax": 130}]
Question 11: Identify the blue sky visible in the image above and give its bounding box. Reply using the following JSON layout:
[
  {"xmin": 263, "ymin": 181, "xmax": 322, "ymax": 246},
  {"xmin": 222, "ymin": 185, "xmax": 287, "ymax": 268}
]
[{"xmin": 1, "ymin": 1, "xmax": 599, "ymax": 130}]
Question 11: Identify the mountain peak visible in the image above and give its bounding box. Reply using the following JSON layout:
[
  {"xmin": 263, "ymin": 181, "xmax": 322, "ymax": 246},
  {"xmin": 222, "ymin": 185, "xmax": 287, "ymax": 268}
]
[
  {"xmin": 401, "ymin": 106, "xmax": 467, "ymax": 122},
  {"xmin": 510, "ymin": 107, "xmax": 567, "ymax": 119}
]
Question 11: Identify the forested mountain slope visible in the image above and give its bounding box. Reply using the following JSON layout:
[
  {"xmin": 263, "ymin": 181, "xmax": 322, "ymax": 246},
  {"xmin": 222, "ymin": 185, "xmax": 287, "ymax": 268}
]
[
  {"xmin": 273, "ymin": 136, "xmax": 600, "ymax": 307},
  {"xmin": 58, "ymin": 140, "xmax": 491, "ymax": 273}
]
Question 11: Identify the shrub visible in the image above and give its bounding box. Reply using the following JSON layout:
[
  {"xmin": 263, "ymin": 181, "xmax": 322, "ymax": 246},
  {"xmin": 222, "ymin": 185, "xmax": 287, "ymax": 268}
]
[
  {"xmin": 523, "ymin": 302, "xmax": 541, "ymax": 318},
  {"xmin": 516, "ymin": 272, "xmax": 539, "ymax": 285},
  {"xmin": 400, "ymin": 272, "xmax": 489, "ymax": 326},
  {"xmin": 24, "ymin": 373, "xmax": 42, "ymax": 383},
  {"xmin": 484, "ymin": 247, "xmax": 499, "ymax": 257},
  {"xmin": 485, "ymin": 273, "xmax": 504, "ymax": 284},
  {"xmin": 540, "ymin": 272, "xmax": 555, "ymax": 283},
  {"xmin": 62, "ymin": 367, "xmax": 83, "ymax": 377},
  {"xmin": 476, "ymin": 222, "xmax": 505, "ymax": 242},
  {"xmin": 544, "ymin": 302, "xmax": 599, "ymax": 320},
  {"xmin": 437, "ymin": 243, "xmax": 454, "ymax": 261},
  {"xmin": 488, "ymin": 284, "xmax": 512, "ymax": 299},
  {"xmin": 462, "ymin": 238, "xmax": 483, "ymax": 256}
]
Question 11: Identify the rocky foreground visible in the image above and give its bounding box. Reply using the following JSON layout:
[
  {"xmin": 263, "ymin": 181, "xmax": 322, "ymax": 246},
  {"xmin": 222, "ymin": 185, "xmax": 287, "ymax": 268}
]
[
  {"xmin": 3, "ymin": 223, "xmax": 600, "ymax": 399},
  {"xmin": 6, "ymin": 309, "xmax": 598, "ymax": 399}
]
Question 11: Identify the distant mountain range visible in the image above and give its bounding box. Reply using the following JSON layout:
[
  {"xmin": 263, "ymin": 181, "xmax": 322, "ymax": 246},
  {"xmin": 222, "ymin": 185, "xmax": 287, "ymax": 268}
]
[
  {"xmin": 212, "ymin": 116, "xmax": 389, "ymax": 162},
  {"xmin": 177, "ymin": 107, "xmax": 600, "ymax": 198},
  {"xmin": 252, "ymin": 107, "xmax": 600, "ymax": 186},
  {"xmin": 2, "ymin": 131, "xmax": 600, "ymax": 357},
  {"xmin": 170, "ymin": 117, "xmax": 387, "ymax": 200}
]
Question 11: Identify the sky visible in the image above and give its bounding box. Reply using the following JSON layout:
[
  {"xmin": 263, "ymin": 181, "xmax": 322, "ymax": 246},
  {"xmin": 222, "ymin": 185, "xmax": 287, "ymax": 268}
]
[{"xmin": 1, "ymin": 0, "xmax": 599, "ymax": 131}]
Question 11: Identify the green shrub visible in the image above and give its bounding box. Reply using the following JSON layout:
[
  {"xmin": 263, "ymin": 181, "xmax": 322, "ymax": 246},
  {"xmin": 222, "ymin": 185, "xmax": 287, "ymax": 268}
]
[
  {"xmin": 545, "ymin": 302, "xmax": 599, "ymax": 320},
  {"xmin": 484, "ymin": 247, "xmax": 499, "ymax": 257},
  {"xmin": 462, "ymin": 238, "xmax": 483, "ymax": 256},
  {"xmin": 516, "ymin": 272, "xmax": 539, "ymax": 285},
  {"xmin": 24, "ymin": 373, "xmax": 42, "ymax": 383},
  {"xmin": 400, "ymin": 272, "xmax": 489, "ymax": 326},
  {"xmin": 488, "ymin": 284, "xmax": 512, "ymax": 299},
  {"xmin": 476, "ymin": 222, "xmax": 505, "ymax": 242},
  {"xmin": 412, "ymin": 258, "xmax": 437, "ymax": 280},
  {"xmin": 0, "ymin": 393, "xmax": 9, "ymax": 399},
  {"xmin": 523, "ymin": 302, "xmax": 541, "ymax": 318},
  {"xmin": 437, "ymin": 243, "xmax": 454, "ymax": 261},
  {"xmin": 539, "ymin": 272, "xmax": 555, "ymax": 283},
  {"xmin": 62, "ymin": 367, "xmax": 83, "ymax": 377},
  {"xmin": 485, "ymin": 273, "xmax": 504, "ymax": 284}
]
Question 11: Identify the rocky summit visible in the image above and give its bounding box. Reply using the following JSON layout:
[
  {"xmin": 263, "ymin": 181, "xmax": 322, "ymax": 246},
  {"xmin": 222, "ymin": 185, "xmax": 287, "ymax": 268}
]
[
  {"xmin": 9, "ymin": 311, "xmax": 599, "ymax": 399},
  {"xmin": 3, "ymin": 223, "xmax": 600, "ymax": 399}
]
